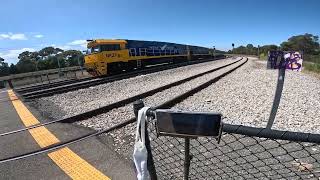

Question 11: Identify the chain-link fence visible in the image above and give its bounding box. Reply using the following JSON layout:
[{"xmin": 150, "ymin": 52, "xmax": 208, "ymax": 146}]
[
  {"xmin": 146, "ymin": 120, "xmax": 320, "ymax": 179},
  {"xmin": 104, "ymin": 117, "xmax": 320, "ymax": 179}
]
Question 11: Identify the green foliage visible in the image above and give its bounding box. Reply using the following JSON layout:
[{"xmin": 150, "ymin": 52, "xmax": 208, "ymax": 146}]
[
  {"xmin": 0, "ymin": 47, "xmax": 84, "ymax": 75},
  {"xmin": 16, "ymin": 59, "xmax": 37, "ymax": 73},
  {"xmin": 231, "ymin": 33, "xmax": 320, "ymax": 62},
  {"xmin": 304, "ymin": 62, "xmax": 320, "ymax": 73},
  {"xmin": 304, "ymin": 54, "xmax": 320, "ymax": 64},
  {"xmin": 38, "ymin": 47, "xmax": 63, "ymax": 58},
  {"xmin": 0, "ymin": 59, "xmax": 10, "ymax": 77},
  {"xmin": 280, "ymin": 33, "xmax": 319, "ymax": 54},
  {"xmin": 9, "ymin": 64, "xmax": 18, "ymax": 74},
  {"xmin": 259, "ymin": 53, "xmax": 268, "ymax": 60}
]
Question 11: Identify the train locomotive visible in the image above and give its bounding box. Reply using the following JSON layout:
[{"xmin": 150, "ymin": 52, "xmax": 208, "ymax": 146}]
[{"xmin": 84, "ymin": 39, "xmax": 223, "ymax": 76}]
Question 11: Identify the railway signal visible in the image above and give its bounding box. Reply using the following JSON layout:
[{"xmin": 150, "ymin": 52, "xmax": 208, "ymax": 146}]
[{"xmin": 232, "ymin": 43, "xmax": 235, "ymax": 55}]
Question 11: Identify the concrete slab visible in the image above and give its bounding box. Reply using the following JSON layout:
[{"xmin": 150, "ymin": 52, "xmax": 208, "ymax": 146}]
[
  {"xmin": 0, "ymin": 89, "xmax": 69, "ymax": 179},
  {"xmin": 0, "ymin": 89, "xmax": 136, "ymax": 179}
]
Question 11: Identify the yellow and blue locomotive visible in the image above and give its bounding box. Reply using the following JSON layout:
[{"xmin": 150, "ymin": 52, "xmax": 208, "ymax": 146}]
[{"xmin": 84, "ymin": 39, "xmax": 215, "ymax": 76}]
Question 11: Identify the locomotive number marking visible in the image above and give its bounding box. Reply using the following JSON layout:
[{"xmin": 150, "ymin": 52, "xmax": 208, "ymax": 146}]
[{"xmin": 106, "ymin": 53, "xmax": 121, "ymax": 58}]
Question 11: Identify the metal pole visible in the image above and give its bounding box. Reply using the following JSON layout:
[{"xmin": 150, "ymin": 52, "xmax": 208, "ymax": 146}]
[
  {"xmin": 187, "ymin": 46, "xmax": 191, "ymax": 61},
  {"xmin": 7, "ymin": 79, "xmax": 14, "ymax": 89},
  {"xmin": 184, "ymin": 138, "xmax": 191, "ymax": 180},
  {"xmin": 232, "ymin": 43, "xmax": 235, "ymax": 58},
  {"xmin": 77, "ymin": 55, "xmax": 84, "ymax": 76},
  {"xmin": 213, "ymin": 46, "xmax": 215, "ymax": 60},
  {"xmin": 40, "ymin": 74, "xmax": 43, "ymax": 83},
  {"xmin": 46, "ymin": 72, "xmax": 50, "ymax": 83},
  {"xmin": 57, "ymin": 57, "xmax": 61, "ymax": 77},
  {"xmin": 266, "ymin": 58, "xmax": 286, "ymax": 129},
  {"xmin": 258, "ymin": 45, "xmax": 260, "ymax": 59}
]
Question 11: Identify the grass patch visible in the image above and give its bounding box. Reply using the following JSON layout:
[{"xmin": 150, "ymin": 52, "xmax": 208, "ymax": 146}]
[
  {"xmin": 304, "ymin": 62, "xmax": 320, "ymax": 73},
  {"xmin": 259, "ymin": 54, "xmax": 268, "ymax": 60}
]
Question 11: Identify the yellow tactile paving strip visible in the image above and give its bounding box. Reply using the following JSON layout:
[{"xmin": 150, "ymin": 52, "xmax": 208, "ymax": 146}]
[
  {"xmin": 8, "ymin": 89, "xmax": 59, "ymax": 147},
  {"xmin": 48, "ymin": 147, "xmax": 111, "ymax": 180},
  {"xmin": 8, "ymin": 90, "xmax": 39, "ymax": 127},
  {"xmin": 7, "ymin": 90, "xmax": 110, "ymax": 180},
  {"xmin": 28, "ymin": 126, "xmax": 60, "ymax": 148}
]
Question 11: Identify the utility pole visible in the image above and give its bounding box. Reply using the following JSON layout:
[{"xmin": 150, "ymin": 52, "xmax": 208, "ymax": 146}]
[
  {"xmin": 213, "ymin": 46, "xmax": 216, "ymax": 59},
  {"xmin": 56, "ymin": 52, "xmax": 62, "ymax": 77},
  {"xmin": 57, "ymin": 57, "xmax": 61, "ymax": 77},
  {"xmin": 258, "ymin": 45, "xmax": 260, "ymax": 59},
  {"xmin": 77, "ymin": 54, "xmax": 84, "ymax": 75}
]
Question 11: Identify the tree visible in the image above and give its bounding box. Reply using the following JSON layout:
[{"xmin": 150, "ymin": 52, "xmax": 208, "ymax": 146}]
[
  {"xmin": 60, "ymin": 50, "xmax": 83, "ymax": 66},
  {"xmin": 2, "ymin": 46, "xmax": 85, "ymax": 75},
  {"xmin": 9, "ymin": 64, "xmax": 18, "ymax": 74},
  {"xmin": 38, "ymin": 47, "xmax": 63, "ymax": 59},
  {"xmin": 260, "ymin": 45, "xmax": 278, "ymax": 55},
  {"xmin": 16, "ymin": 51, "xmax": 37, "ymax": 73},
  {"xmin": 16, "ymin": 59, "xmax": 36, "ymax": 73},
  {"xmin": 280, "ymin": 33, "xmax": 319, "ymax": 54},
  {"xmin": 246, "ymin": 44, "xmax": 254, "ymax": 49},
  {"xmin": 0, "ymin": 57, "xmax": 10, "ymax": 76}
]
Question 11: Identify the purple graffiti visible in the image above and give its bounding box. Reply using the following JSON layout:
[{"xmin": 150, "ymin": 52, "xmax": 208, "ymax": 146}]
[
  {"xmin": 268, "ymin": 51, "xmax": 303, "ymax": 71},
  {"xmin": 284, "ymin": 52, "xmax": 303, "ymax": 71}
]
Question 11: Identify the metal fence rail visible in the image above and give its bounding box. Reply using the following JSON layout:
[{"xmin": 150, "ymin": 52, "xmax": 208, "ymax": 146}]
[
  {"xmin": 104, "ymin": 118, "xmax": 320, "ymax": 179},
  {"xmin": 146, "ymin": 120, "xmax": 320, "ymax": 179}
]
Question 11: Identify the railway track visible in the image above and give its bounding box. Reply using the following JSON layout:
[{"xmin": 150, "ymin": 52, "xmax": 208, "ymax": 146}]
[
  {"xmin": 0, "ymin": 57, "xmax": 247, "ymax": 163},
  {"xmin": 19, "ymin": 57, "xmax": 226, "ymax": 99},
  {"xmin": 15, "ymin": 77, "xmax": 94, "ymax": 94},
  {"xmin": 1, "ymin": 57, "xmax": 242, "ymax": 136}
]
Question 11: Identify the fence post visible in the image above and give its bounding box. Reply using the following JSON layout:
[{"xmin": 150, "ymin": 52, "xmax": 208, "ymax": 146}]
[
  {"xmin": 184, "ymin": 138, "xmax": 191, "ymax": 180},
  {"xmin": 7, "ymin": 79, "xmax": 14, "ymax": 89},
  {"xmin": 266, "ymin": 58, "xmax": 286, "ymax": 129},
  {"xmin": 46, "ymin": 72, "xmax": 50, "ymax": 83},
  {"xmin": 133, "ymin": 100, "xmax": 158, "ymax": 180}
]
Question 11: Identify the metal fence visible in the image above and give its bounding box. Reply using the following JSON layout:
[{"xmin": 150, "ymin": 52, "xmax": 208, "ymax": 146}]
[
  {"xmin": 144, "ymin": 121, "xmax": 320, "ymax": 179},
  {"xmin": 103, "ymin": 100, "xmax": 320, "ymax": 180}
]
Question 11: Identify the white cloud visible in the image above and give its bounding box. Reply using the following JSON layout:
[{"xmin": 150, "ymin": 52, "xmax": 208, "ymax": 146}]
[
  {"xmin": 0, "ymin": 33, "xmax": 27, "ymax": 40},
  {"xmin": 34, "ymin": 34, "xmax": 44, "ymax": 38},
  {"xmin": 67, "ymin": 39, "xmax": 87, "ymax": 48},
  {"xmin": 55, "ymin": 45, "xmax": 72, "ymax": 50},
  {"xmin": 0, "ymin": 34, "xmax": 10, "ymax": 39},
  {"xmin": 0, "ymin": 48, "xmax": 35, "ymax": 64},
  {"xmin": 52, "ymin": 39, "xmax": 87, "ymax": 51}
]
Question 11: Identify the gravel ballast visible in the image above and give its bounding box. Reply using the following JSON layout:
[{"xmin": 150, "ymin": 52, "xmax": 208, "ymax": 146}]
[
  {"xmin": 74, "ymin": 59, "xmax": 246, "ymax": 158},
  {"xmin": 30, "ymin": 57, "xmax": 320, "ymax": 162},
  {"xmin": 174, "ymin": 58, "xmax": 320, "ymax": 134},
  {"xmin": 75, "ymin": 59, "xmax": 245, "ymax": 129},
  {"xmin": 27, "ymin": 57, "xmax": 320, "ymax": 178},
  {"xmin": 32, "ymin": 56, "xmax": 320, "ymax": 136},
  {"xmin": 31, "ymin": 58, "xmax": 237, "ymax": 119}
]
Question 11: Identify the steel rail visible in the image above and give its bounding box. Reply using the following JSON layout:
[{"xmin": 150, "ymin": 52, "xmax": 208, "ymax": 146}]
[
  {"xmin": 0, "ymin": 58, "xmax": 242, "ymax": 137},
  {"xmin": 0, "ymin": 58, "xmax": 247, "ymax": 163},
  {"xmin": 21, "ymin": 57, "xmax": 226, "ymax": 99},
  {"xmin": 15, "ymin": 77, "xmax": 94, "ymax": 94}
]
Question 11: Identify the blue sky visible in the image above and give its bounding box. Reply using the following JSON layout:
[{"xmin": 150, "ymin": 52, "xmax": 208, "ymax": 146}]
[{"xmin": 0, "ymin": 0, "xmax": 319, "ymax": 64}]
